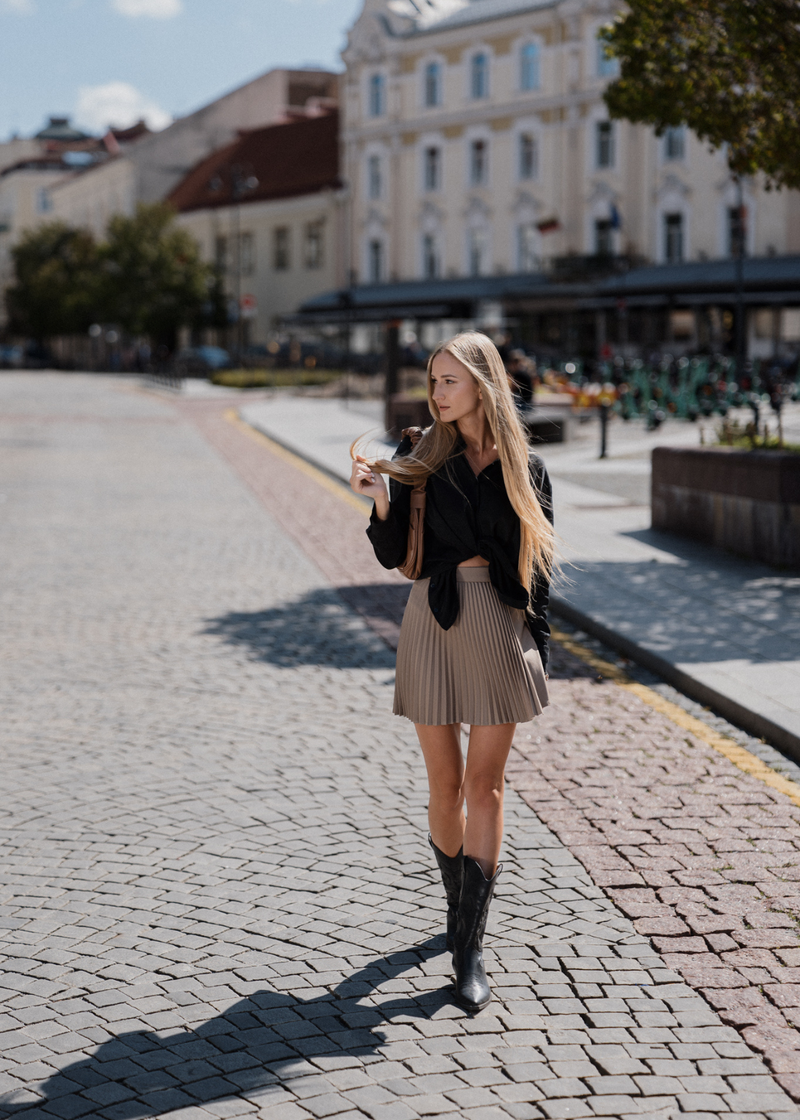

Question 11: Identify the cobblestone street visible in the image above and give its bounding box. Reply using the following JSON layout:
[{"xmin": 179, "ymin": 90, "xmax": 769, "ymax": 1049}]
[{"xmin": 1, "ymin": 374, "xmax": 799, "ymax": 1120}]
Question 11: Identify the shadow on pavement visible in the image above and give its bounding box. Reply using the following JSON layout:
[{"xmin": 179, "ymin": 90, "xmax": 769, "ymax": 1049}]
[
  {"xmin": 202, "ymin": 585, "xmax": 406, "ymax": 669},
  {"xmin": 0, "ymin": 940, "xmax": 458, "ymax": 1120}
]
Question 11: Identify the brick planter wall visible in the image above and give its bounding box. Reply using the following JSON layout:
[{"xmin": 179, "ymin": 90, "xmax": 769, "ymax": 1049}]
[{"xmin": 652, "ymin": 446, "xmax": 800, "ymax": 568}]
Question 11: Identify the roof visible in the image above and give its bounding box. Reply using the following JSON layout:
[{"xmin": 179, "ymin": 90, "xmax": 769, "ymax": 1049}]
[
  {"xmin": 35, "ymin": 117, "xmax": 91, "ymax": 142},
  {"xmin": 294, "ymin": 255, "xmax": 800, "ymax": 322},
  {"xmin": 408, "ymin": 0, "xmax": 558, "ymax": 34},
  {"xmin": 168, "ymin": 110, "xmax": 340, "ymax": 213}
]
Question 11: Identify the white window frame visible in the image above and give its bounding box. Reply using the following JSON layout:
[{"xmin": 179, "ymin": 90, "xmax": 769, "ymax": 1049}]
[
  {"xmin": 470, "ymin": 51, "xmax": 489, "ymax": 100},
  {"xmin": 367, "ymin": 72, "xmax": 386, "ymax": 118},
  {"xmin": 422, "ymin": 145, "xmax": 442, "ymax": 192},
  {"xmin": 423, "ymin": 59, "xmax": 442, "ymax": 108},
  {"xmin": 468, "ymin": 136, "xmax": 489, "ymax": 187}
]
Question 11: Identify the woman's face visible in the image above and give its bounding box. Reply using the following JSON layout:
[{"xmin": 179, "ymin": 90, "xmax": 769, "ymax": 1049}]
[{"xmin": 430, "ymin": 351, "xmax": 482, "ymax": 425}]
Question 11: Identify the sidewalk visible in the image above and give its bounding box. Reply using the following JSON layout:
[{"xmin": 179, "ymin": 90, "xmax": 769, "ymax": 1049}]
[
  {"xmin": 240, "ymin": 396, "xmax": 800, "ymax": 760},
  {"xmin": 7, "ymin": 372, "xmax": 800, "ymax": 1119}
]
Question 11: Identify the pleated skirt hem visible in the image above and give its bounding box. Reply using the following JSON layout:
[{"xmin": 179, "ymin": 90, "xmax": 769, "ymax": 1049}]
[{"xmin": 393, "ymin": 567, "xmax": 549, "ymax": 726}]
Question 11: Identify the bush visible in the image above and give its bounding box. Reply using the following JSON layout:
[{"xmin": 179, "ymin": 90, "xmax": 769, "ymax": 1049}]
[{"xmin": 210, "ymin": 368, "xmax": 344, "ymax": 389}]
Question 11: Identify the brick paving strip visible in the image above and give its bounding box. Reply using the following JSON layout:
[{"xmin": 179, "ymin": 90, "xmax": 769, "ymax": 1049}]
[
  {"xmin": 0, "ymin": 374, "xmax": 795, "ymax": 1120},
  {"xmin": 184, "ymin": 397, "xmax": 800, "ymax": 1107}
]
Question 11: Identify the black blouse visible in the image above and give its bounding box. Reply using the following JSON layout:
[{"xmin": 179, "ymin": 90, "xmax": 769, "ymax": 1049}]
[{"xmin": 366, "ymin": 435, "xmax": 554, "ymax": 671}]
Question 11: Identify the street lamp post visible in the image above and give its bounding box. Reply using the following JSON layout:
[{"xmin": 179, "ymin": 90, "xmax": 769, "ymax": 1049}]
[
  {"xmin": 733, "ymin": 175, "xmax": 746, "ymax": 378},
  {"xmin": 229, "ymin": 165, "xmax": 258, "ymax": 362}
]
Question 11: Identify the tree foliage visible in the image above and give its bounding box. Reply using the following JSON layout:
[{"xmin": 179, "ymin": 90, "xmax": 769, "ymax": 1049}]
[
  {"xmin": 601, "ymin": 0, "xmax": 800, "ymax": 189},
  {"xmin": 4, "ymin": 203, "xmax": 223, "ymax": 346},
  {"xmin": 102, "ymin": 204, "xmax": 217, "ymax": 345},
  {"xmin": 6, "ymin": 223, "xmax": 101, "ymax": 341}
]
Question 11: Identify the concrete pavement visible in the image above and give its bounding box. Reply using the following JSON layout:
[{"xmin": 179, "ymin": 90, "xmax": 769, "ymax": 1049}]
[
  {"xmin": 239, "ymin": 396, "xmax": 800, "ymax": 760},
  {"xmin": 1, "ymin": 372, "xmax": 798, "ymax": 1119}
]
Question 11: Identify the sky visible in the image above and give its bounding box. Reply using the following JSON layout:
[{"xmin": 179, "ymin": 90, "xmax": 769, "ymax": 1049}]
[{"xmin": 0, "ymin": 0, "xmax": 363, "ymax": 140}]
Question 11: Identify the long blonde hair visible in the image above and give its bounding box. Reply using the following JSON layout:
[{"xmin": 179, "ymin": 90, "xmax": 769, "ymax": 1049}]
[{"xmin": 352, "ymin": 331, "xmax": 555, "ymax": 590}]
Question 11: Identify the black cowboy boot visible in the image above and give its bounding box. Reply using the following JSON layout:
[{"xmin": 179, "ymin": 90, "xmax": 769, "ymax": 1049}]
[
  {"xmin": 428, "ymin": 834, "xmax": 463, "ymax": 951},
  {"xmin": 453, "ymin": 855, "xmax": 501, "ymax": 1013}
]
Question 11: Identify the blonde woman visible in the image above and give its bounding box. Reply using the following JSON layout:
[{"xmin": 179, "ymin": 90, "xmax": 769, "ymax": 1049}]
[{"xmin": 350, "ymin": 331, "xmax": 554, "ymax": 1013}]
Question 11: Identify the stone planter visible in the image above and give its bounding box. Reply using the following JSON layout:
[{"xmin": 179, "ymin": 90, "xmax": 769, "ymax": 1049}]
[{"xmin": 652, "ymin": 446, "xmax": 800, "ymax": 568}]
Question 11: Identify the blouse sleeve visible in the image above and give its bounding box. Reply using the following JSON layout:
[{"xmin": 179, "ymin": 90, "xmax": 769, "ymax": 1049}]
[
  {"xmin": 365, "ymin": 435, "xmax": 413, "ymax": 570},
  {"xmin": 526, "ymin": 455, "xmax": 554, "ymax": 673}
]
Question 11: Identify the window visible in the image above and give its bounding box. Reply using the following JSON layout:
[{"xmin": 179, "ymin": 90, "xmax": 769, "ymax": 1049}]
[
  {"xmin": 467, "ymin": 227, "xmax": 487, "ymax": 276},
  {"xmin": 36, "ymin": 187, "xmax": 52, "ymax": 214},
  {"xmin": 368, "ymin": 155, "xmax": 382, "ymax": 200},
  {"xmin": 215, "ymin": 234, "xmax": 228, "ymax": 272},
  {"xmin": 273, "ymin": 227, "xmax": 290, "ymax": 270},
  {"xmin": 368, "ymin": 73, "xmax": 385, "ymax": 117},
  {"xmin": 519, "ymin": 132, "xmax": 537, "ymax": 180},
  {"xmin": 597, "ymin": 36, "xmax": 619, "ymax": 77},
  {"xmin": 518, "ymin": 223, "xmax": 539, "ymax": 272},
  {"xmin": 664, "ymin": 126, "xmax": 686, "ymax": 161},
  {"xmin": 664, "ymin": 213, "xmax": 684, "ymax": 263},
  {"xmin": 471, "ymin": 52, "xmax": 488, "ymax": 99},
  {"xmin": 470, "ymin": 139, "xmax": 487, "ymax": 186},
  {"xmin": 422, "ymin": 234, "xmax": 439, "ymax": 279},
  {"xmin": 595, "ymin": 218, "xmax": 613, "ymax": 256},
  {"xmin": 520, "ymin": 42, "xmax": 540, "ymax": 91},
  {"xmin": 424, "ymin": 61, "xmax": 441, "ymax": 107},
  {"xmin": 596, "ymin": 121, "xmax": 615, "ymax": 168},
  {"xmin": 727, "ymin": 205, "xmax": 746, "ymax": 257},
  {"xmin": 304, "ymin": 220, "xmax": 324, "ymax": 269},
  {"xmin": 239, "ymin": 231, "xmax": 255, "ymax": 276},
  {"xmin": 368, "ymin": 238, "xmax": 384, "ymax": 283},
  {"xmin": 423, "ymin": 146, "xmax": 440, "ymax": 191}
]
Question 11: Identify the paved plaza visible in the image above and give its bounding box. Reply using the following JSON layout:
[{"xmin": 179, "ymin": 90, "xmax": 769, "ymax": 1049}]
[{"xmin": 2, "ymin": 374, "xmax": 800, "ymax": 1120}]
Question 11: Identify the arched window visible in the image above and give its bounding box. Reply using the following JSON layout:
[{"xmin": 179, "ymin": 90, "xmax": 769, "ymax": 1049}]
[
  {"xmin": 424, "ymin": 146, "xmax": 441, "ymax": 192},
  {"xmin": 520, "ymin": 42, "xmax": 540, "ymax": 91},
  {"xmin": 368, "ymin": 155, "xmax": 382, "ymax": 200},
  {"xmin": 368, "ymin": 238, "xmax": 384, "ymax": 282},
  {"xmin": 596, "ymin": 35, "xmax": 619, "ymax": 78},
  {"xmin": 368, "ymin": 73, "xmax": 385, "ymax": 117},
  {"xmin": 422, "ymin": 234, "xmax": 439, "ymax": 279},
  {"xmin": 470, "ymin": 139, "xmax": 488, "ymax": 186},
  {"xmin": 519, "ymin": 133, "xmax": 537, "ymax": 180},
  {"xmin": 664, "ymin": 126, "xmax": 686, "ymax": 161},
  {"xmin": 424, "ymin": 61, "xmax": 441, "ymax": 107},
  {"xmin": 467, "ymin": 227, "xmax": 487, "ymax": 276},
  {"xmin": 471, "ymin": 53, "xmax": 488, "ymax": 99}
]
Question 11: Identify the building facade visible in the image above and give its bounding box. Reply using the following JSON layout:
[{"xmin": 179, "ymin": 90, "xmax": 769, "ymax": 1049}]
[
  {"xmin": 48, "ymin": 69, "xmax": 339, "ymax": 239},
  {"xmin": 169, "ymin": 110, "xmax": 344, "ymax": 347},
  {"xmin": 338, "ymin": 0, "xmax": 800, "ymax": 356}
]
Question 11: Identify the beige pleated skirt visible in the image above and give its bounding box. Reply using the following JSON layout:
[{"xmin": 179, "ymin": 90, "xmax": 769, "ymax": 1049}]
[{"xmin": 394, "ymin": 567, "xmax": 549, "ymax": 726}]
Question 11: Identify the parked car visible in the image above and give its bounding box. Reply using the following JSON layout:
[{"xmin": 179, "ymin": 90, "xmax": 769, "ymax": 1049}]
[
  {"xmin": 175, "ymin": 346, "xmax": 232, "ymax": 375},
  {"xmin": 0, "ymin": 345, "xmax": 23, "ymax": 369}
]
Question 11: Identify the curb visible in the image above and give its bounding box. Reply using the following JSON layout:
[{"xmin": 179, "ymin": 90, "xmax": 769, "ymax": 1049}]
[
  {"xmin": 551, "ymin": 594, "xmax": 800, "ymax": 762},
  {"xmin": 237, "ymin": 410, "xmax": 800, "ymax": 764}
]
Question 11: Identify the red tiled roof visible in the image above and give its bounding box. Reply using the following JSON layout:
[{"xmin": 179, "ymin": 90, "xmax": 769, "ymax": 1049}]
[{"xmin": 168, "ymin": 110, "xmax": 340, "ymax": 213}]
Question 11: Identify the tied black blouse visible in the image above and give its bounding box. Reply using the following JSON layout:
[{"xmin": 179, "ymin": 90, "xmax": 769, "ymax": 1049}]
[{"xmin": 366, "ymin": 434, "xmax": 554, "ymax": 672}]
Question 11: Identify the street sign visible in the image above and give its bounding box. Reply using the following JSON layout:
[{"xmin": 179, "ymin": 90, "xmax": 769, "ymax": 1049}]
[{"xmin": 240, "ymin": 293, "xmax": 257, "ymax": 319}]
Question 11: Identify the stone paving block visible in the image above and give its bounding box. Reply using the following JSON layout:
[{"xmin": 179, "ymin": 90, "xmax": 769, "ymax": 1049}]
[{"xmin": 0, "ymin": 378, "xmax": 797, "ymax": 1120}]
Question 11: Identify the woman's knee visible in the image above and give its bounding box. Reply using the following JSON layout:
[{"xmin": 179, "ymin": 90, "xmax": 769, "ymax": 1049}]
[
  {"xmin": 464, "ymin": 777, "xmax": 504, "ymax": 815},
  {"xmin": 429, "ymin": 779, "xmax": 464, "ymax": 814}
]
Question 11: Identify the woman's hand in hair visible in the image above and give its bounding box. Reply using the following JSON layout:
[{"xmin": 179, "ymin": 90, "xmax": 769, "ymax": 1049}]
[{"xmin": 350, "ymin": 455, "xmax": 390, "ymax": 519}]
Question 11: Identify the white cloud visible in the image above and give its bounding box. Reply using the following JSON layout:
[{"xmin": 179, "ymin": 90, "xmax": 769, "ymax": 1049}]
[
  {"xmin": 111, "ymin": 0, "xmax": 182, "ymax": 17},
  {"xmin": 0, "ymin": 0, "xmax": 35, "ymax": 13},
  {"xmin": 75, "ymin": 82, "xmax": 172, "ymax": 133}
]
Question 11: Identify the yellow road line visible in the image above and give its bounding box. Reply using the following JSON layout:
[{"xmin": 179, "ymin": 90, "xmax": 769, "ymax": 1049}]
[
  {"xmin": 551, "ymin": 625, "xmax": 800, "ymax": 809},
  {"xmin": 224, "ymin": 408, "xmax": 371, "ymax": 516},
  {"xmin": 230, "ymin": 406, "xmax": 800, "ymax": 809}
]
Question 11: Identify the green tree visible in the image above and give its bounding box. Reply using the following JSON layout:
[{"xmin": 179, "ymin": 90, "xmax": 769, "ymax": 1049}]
[
  {"xmin": 5, "ymin": 223, "xmax": 101, "ymax": 342},
  {"xmin": 601, "ymin": 0, "xmax": 800, "ymax": 189},
  {"xmin": 102, "ymin": 203, "xmax": 219, "ymax": 347}
]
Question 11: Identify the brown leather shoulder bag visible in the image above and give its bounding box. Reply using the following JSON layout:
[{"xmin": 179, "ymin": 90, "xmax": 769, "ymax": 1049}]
[{"xmin": 397, "ymin": 427, "xmax": 427, "ymax": 581}]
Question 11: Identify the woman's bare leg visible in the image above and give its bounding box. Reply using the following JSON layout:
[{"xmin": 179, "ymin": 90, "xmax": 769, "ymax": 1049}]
[
  {"xmin": 415, "ymin": 723, "xmax": 465, "ymax": 858},
  {"xmin": 462, "ymin": 723, "xmax": 516, "ymax": 877}
]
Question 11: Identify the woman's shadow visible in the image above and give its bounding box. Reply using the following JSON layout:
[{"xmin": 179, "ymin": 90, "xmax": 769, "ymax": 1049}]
[{"xmin": 0, "ymin": 939, "xmax": 459, "ymax": 1120}]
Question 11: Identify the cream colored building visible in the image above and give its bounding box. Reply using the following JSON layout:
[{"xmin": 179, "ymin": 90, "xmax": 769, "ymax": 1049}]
[
  {"xmin": 49, "ymin": 68, "xmax": 338, "ymax": 239},
  {"xmin": 341, "ymin": 0, "xmax": 800, "ymax": 286},
  {"xmin": 170, "ymin": 110, "xmax": 344, "ymax": 345}
]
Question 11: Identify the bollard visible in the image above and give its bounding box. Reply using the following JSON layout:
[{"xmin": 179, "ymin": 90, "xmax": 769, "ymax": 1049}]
[{"xmin": 599, "ymin": 402, "xmax": 610, "ymax": 459}]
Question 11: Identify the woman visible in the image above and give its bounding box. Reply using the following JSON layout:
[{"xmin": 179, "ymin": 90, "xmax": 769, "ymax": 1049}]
[{"xmin": 350, "ymin": 331, "xmax": 554, "ymax": 1013}]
